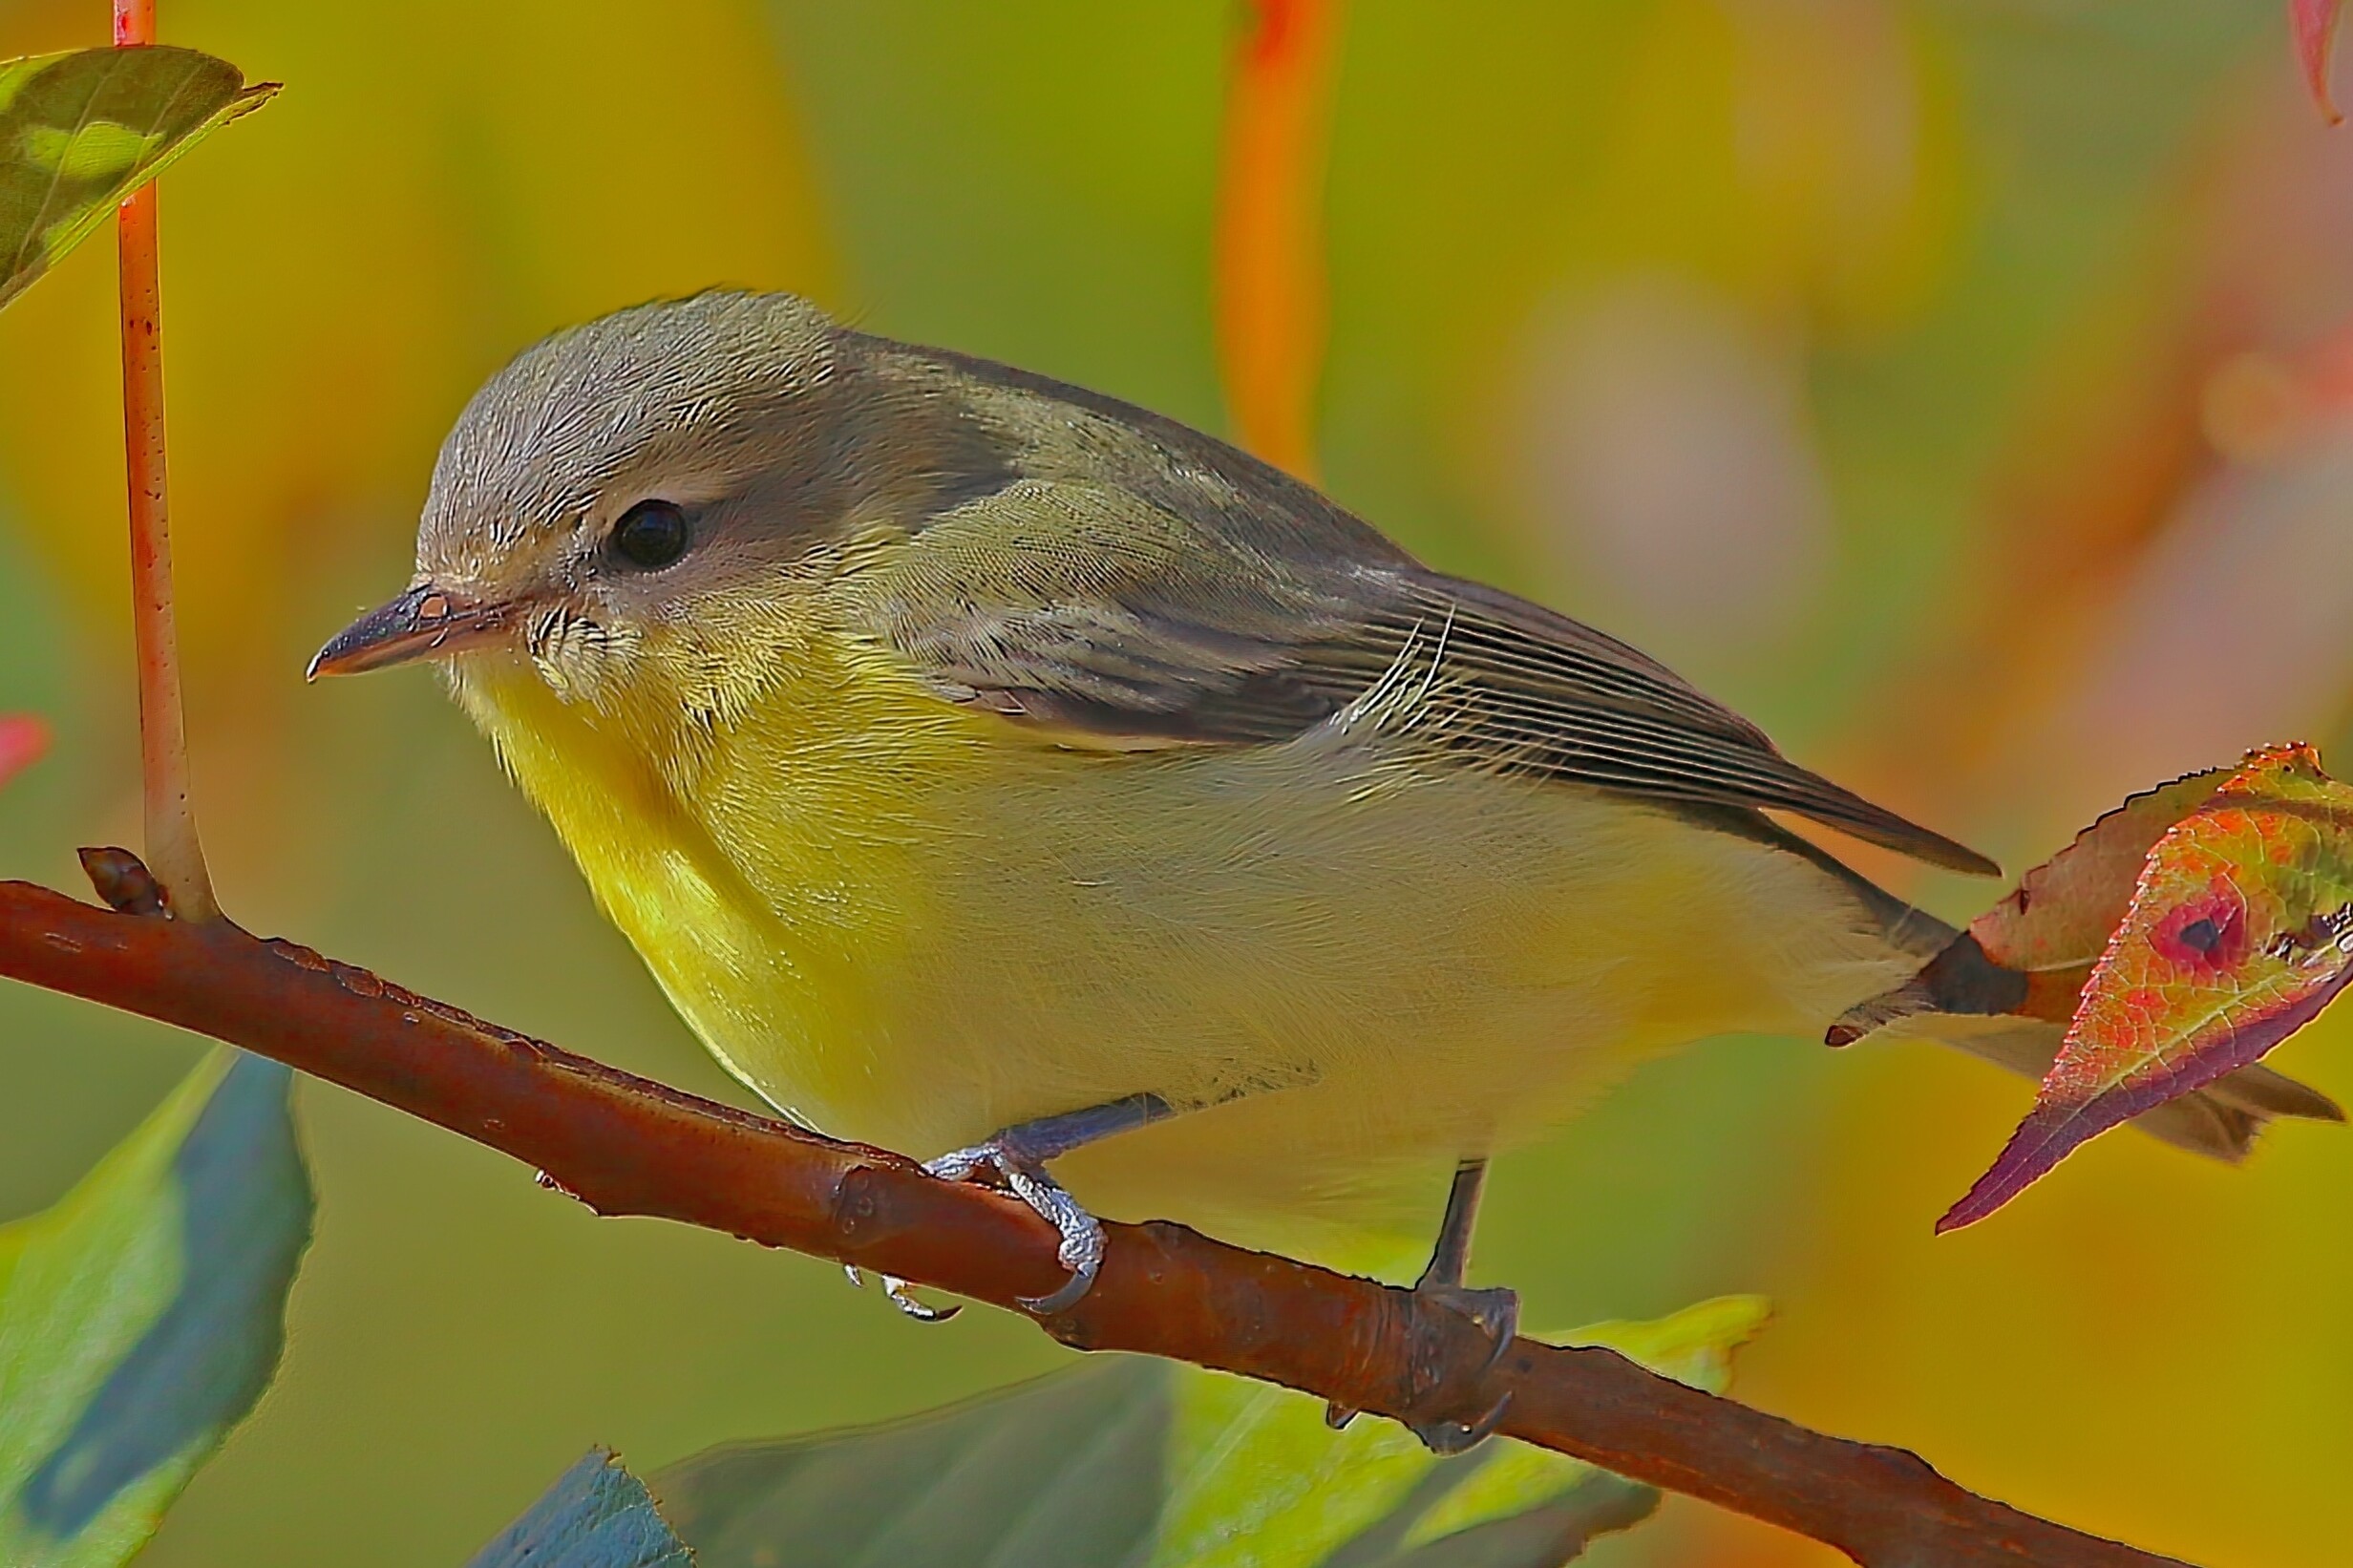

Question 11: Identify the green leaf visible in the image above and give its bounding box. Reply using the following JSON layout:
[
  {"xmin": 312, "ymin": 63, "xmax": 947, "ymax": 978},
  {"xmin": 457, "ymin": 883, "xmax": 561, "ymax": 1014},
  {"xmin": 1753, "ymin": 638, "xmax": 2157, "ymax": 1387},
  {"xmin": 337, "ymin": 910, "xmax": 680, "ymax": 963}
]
[
  {"xmin": 655, "ymin": 1356, "xmax": 1169, "ymax": 1568},
  {"xmin": 467, "ymin": 1450, "xmax": 693, "ymax": 1568},
  {"xmin": 0, "ymin": 1049, "xmax": 312, "ymax": 1568},
  {"xmin": 0, "ymin": 46, "xmax": 277, "ymax": 312},
  {"xmin": 1150, "ymin": 1367, "xmax": 1434, "ymax": 1568},
  {"xmin": 1153, "ymin": 1294, "xmax": 1765, "ymax": 1568},
  {"xmin": 647, "ymin": 1296, "xmax": 1764, "ymax": 1568},
  {"xmin": 1330, "ymin": 1473, "xmax": 1659, "ymax": 1568}
]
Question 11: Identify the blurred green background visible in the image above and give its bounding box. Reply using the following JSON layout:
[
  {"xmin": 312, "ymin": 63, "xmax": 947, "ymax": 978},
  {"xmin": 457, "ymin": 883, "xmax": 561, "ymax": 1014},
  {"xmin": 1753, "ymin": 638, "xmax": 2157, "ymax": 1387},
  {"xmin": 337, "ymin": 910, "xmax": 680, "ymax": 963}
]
[{"xmin": 4, "ymin": 1, "xmax": 2352, "ymax": 1562}]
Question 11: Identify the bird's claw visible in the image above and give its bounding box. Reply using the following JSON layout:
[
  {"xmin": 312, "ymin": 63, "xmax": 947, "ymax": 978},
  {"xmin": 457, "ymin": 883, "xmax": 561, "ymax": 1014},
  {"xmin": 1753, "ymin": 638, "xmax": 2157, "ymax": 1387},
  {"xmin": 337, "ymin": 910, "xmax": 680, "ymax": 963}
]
[
  {"xmin": 882, "ymin": 1274, "xmax": 961, "ymax": 1322},
  {"xmin": 1418, "ymin": 1281, "xmax": 1520, "ymax": 1372},
  {"xmin": 1411, "ymin": 1389, "xmax": 1515, "ymax": 1454},
  {"xmin": 922, "ymin": 1140, "xmax": 1106, "ymax": 1314},
  {"xmin": 1324, "ymin": 1279, "xmax": 1521, "ymax": 1449},
  {"xmin": 841, "ymin": 1263, "xmax": 961, "ymax": 1323}
]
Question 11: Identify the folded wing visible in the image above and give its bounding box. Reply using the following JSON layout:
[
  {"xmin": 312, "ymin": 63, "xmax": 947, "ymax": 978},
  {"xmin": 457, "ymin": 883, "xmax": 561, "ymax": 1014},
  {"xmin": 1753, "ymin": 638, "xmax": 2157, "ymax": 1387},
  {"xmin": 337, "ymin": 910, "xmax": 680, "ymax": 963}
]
[{"xmin": 855, "ymin": 467, "xmax": 1995, "ymax": 877}]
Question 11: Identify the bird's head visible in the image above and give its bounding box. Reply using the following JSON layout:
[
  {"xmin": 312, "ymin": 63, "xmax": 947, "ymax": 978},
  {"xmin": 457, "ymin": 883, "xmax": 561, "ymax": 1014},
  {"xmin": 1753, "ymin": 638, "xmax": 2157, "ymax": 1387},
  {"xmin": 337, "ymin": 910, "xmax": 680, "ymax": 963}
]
[{"xmin": 309, "ymin": 291, "xmax": 922, "ymax": 741}]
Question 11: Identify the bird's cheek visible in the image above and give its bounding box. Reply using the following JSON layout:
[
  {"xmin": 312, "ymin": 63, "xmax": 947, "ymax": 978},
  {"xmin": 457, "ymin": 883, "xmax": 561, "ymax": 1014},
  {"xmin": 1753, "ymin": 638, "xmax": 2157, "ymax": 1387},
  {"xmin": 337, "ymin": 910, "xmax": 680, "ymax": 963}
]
[{"xmin": 525, "ymin": 608, "xmax": 637, "ymax": 711}]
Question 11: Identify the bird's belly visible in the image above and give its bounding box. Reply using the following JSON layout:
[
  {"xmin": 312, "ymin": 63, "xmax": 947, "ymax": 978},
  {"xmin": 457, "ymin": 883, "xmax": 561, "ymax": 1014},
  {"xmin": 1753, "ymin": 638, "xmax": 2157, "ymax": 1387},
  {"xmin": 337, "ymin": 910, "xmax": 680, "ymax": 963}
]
[{"xmin": 658, "ymin": 730, "xmax": 1913, "ymax": 1248}]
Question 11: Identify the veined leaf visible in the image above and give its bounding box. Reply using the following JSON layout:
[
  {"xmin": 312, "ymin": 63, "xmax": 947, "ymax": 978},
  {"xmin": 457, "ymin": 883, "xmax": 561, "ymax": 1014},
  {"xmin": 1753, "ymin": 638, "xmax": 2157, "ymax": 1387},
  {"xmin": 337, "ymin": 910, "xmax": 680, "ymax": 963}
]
[
  {"xmin": 655, "ymin": 1357, "xmax": 1167, "ymax": 1568},
  {"xmin": 1337, "ymin": 1474, "xmax": 1658, "ymax": 1568},
  {"xmin": 1968, "ymin": 770, "xmax": 2232, "ymax": 974},
  {"xmin": 465, "ymin": 1450, "xmax": 692, "ymax": 1568},
  {"xmin": 0, "ymin": 1049, "xmax": 312, "ymax": 1567},
  {"xmin": 1150, "ymin": 1362, "xmax": 1433, "ymax": 1568},
  {"xmin": 1941, "ymin": 744, "xmax": 2353, "ymax": 1231},
  {"xmin": 0, "ymin": 46, "xmax": 277, "ymax": 312},
  {"xmin": 1830, "ymin": 767, "xmax": 2242, "ymax": 1046},
  {"xmin": 1152, "ymin": 1293, "xmax": 1764, "ymax": 1568}
]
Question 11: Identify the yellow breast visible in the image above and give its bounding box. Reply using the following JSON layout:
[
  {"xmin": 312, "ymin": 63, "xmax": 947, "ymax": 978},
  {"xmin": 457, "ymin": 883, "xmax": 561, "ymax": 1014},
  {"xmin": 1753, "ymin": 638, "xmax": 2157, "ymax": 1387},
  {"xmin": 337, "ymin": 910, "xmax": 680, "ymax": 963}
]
[
  {"xmin": 452, "ymin": 622, "xmax": 1912, "ymax": 1251},
  {"xmin": 452, "ymin": 628, "xmax": 986, "ymax": 1120}
]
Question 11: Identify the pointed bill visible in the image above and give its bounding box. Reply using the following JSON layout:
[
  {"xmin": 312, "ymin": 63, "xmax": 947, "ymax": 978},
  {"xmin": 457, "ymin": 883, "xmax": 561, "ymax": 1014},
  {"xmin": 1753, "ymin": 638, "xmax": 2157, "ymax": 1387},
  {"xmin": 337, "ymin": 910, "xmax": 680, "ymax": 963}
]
[{"xmin": 1940, "ymin": 744, "xmax": 2353, "ymax": 1232}]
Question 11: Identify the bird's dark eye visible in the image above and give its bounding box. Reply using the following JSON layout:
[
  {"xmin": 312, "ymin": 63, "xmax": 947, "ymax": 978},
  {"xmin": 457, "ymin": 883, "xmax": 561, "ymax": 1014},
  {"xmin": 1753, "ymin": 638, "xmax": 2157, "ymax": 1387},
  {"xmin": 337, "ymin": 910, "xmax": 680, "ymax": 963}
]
[{"xmin": 610, "ymin": 499, "xmax": 690, "ymax": 569}]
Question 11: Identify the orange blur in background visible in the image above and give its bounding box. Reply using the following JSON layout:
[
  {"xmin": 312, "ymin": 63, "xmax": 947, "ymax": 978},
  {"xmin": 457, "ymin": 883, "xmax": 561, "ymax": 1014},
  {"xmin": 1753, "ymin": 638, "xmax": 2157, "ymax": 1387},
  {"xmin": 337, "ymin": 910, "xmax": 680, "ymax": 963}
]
[{"xmin": 0, "ymin": 2, "xmax": 2349, "ymax": 1563}]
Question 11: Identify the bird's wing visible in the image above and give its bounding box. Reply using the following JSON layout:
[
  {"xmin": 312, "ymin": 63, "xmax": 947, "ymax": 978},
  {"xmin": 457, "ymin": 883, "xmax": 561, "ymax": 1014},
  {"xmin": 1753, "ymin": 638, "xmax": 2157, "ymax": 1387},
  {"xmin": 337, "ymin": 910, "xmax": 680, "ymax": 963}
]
[{"xmin": 849, "ymin": 463, "xmax": 1994, "ymax": 877}]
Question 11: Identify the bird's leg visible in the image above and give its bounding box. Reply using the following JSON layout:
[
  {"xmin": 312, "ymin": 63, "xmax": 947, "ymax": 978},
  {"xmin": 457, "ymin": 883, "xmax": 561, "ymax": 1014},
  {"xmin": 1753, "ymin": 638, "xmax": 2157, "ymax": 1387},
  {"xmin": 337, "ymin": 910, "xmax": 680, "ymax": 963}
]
[
  {"xmin": 866, "ymin": 1092, "xmax": 1176, "ymax": 1320},
  {"xmin": 1327, "ymin": 1156, "xmax": 1520, "ymax": 1453},
  {"xmin": 1416, "ymin": 1157, "xmax": 1520, "ymax": 1345}
]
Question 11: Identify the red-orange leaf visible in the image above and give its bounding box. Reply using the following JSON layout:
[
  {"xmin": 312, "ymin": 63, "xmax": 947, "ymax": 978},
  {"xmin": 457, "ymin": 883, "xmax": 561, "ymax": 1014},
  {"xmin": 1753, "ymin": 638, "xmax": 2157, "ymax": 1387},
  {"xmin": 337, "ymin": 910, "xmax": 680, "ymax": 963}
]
[
  {"xmin": 1968, "ymin": 769, "xmax": 2230, "ymax": 973},
  {"xmin": 1940, "ymin": 744, "xmax": 2353, "ymax": 1231},
  {"xmin": 2294, "ymin": 0, "xmax": 2346, "ymax": 126},
  {"xmin": 1827, "ymin": 769, "xmax": 2228, "ymax": 1048}
]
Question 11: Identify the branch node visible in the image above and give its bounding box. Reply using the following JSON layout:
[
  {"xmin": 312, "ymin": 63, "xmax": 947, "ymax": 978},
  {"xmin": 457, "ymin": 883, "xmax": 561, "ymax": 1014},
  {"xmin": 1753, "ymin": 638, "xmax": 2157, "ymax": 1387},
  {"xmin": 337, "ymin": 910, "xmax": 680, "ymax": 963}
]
[
  {"xmin": 263, "ymin": 935, "xmax": 333, "ymax": 974},
  {"xmin": 77, "ymin": 846, "xmax": 165, "ymax": 917},
  {"xmin": 830, "ymin": 1163, "xmax": 890, "ymax": 1252}
]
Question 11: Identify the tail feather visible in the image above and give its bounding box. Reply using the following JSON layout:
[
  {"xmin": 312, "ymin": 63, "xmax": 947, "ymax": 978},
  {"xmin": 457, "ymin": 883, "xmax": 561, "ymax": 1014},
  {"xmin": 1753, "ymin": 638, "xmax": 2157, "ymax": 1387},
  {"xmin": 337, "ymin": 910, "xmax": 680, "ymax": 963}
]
[
  {"xmin": 2198, "ymin": 1062, "xmax": 2345, "ymax": 1125},
  {"xmin": 1877, "ymin": 1013, "xmax": 2340, "ymax": 1162}
]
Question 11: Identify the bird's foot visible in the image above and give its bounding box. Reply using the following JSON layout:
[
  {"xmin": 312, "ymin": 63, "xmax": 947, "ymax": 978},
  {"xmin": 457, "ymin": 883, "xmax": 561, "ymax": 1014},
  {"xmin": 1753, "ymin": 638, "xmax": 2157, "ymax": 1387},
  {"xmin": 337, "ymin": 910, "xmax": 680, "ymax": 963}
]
[
  {"xmin": 1407, "ymin": 1279, "xmax": 1519, "ymax": 1452},
  {"xmin": 922, "ymin": 1139, "xmax": 1105, "ymax": 1314},
  {"xmin": 1410, "ymin": 1388, "xmax": 1516, "ymax": 1455},
  {"xmin": 1418, "ymin": 1281, "xmax": 1520, "ymax": 1359},
  {"xmin": 1325, "ymin": 1278, "xmax": 1521, "ymax": 1453}
]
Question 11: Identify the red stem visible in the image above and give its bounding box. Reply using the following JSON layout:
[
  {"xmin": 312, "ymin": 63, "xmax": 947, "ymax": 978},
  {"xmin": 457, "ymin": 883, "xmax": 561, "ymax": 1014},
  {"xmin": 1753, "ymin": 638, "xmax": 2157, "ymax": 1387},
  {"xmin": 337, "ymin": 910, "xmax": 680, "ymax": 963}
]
[
  {"xmin": 1214, "ymin": 0, "xmax": 1344, "ymax": 479},
  {"xmin": 114, "ymin": 0, "xmax": 152, "ymax": 46},
  {"xmin": 114, "ymin": 0, "xmax": 217, "ymax": 922}
]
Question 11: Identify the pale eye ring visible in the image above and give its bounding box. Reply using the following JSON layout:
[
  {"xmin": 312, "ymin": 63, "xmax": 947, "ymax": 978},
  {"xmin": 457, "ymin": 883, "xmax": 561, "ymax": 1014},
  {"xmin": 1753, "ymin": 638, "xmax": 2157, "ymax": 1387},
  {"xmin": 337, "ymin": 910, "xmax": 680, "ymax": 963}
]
[{"xmin": 609, "ymin": 499, "xmax": 690, "ymax": 569}]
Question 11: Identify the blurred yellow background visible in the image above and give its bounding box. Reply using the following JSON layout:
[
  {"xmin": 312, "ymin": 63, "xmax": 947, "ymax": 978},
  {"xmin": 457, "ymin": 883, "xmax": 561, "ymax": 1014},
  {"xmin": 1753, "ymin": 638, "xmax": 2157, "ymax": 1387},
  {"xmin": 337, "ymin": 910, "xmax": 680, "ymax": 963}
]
[{"xmin": 2, "ymin": 1, "xmax": 2350, "ymax": 1562}]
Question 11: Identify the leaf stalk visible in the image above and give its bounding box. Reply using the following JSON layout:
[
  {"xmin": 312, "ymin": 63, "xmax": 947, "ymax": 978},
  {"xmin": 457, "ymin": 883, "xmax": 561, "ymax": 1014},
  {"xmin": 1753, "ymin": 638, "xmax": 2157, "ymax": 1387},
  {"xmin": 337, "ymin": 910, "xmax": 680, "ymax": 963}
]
[{"xmin": 114, "ymin": 0, "xmax": 217, "ymax": 922}]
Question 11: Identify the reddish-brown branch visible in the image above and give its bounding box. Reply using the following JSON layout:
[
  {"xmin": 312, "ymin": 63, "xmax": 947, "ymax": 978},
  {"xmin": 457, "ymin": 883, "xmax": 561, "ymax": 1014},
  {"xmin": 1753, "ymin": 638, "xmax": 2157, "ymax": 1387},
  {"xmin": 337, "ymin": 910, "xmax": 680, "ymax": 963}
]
[
  {"xmin": 114, "ymin": 0, "xmax": 218, "ymax": 922},
  {"xmin": 0, "ymin": 869, "xmax": 2190, "ymax": 1568}
]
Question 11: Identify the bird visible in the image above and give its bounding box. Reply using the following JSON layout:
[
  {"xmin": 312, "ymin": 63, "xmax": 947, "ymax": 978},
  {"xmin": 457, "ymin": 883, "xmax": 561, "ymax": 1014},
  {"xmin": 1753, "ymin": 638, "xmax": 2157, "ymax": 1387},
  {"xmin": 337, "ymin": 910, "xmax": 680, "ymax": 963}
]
[{"xmin": 311, "ymin": 290, "xmax": 2335, "ymax": 1447}]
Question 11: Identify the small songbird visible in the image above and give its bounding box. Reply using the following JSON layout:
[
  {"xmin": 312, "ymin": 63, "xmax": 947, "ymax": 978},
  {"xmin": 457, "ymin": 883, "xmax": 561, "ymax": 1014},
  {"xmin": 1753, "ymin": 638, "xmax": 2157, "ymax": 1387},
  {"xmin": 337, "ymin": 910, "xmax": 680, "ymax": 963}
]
[{"xmin": 312, "ymin": 291, "xmax": 2332, "ymax": 1443}]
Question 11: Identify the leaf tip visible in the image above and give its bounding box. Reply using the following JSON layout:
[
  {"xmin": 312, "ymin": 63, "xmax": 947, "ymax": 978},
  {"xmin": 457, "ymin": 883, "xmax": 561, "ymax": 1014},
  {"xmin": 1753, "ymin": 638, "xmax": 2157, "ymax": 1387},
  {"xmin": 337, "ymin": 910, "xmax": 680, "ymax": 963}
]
[
  {"xmin": 1933, "ymin": 1171, "xmax": 2017, "ymax": 1235},
  {"xmin": 1937, "ymin": 1108, "xmax": 2088, "ymax": 1235},
  {"xmin": 1932, "ymin": 1195, "xmax": 1991, "ymax": 1236}
]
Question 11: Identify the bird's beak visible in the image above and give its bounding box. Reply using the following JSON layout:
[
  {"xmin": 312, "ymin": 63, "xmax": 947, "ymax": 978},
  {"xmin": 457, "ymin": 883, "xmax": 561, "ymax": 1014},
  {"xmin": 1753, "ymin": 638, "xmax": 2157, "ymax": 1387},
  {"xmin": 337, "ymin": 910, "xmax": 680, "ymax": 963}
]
[{"xmin": 307, "ymin": 583, "xmax": 518, "ymax": 680}]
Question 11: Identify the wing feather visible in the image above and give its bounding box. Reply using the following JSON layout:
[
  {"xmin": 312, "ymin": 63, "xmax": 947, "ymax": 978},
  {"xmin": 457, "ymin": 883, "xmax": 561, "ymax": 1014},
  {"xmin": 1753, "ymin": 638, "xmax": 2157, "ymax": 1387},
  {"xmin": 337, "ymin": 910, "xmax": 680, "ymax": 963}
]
[{"xmin": 842, "ymin": 344, "xmax": 1997, "ymax": 877}]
